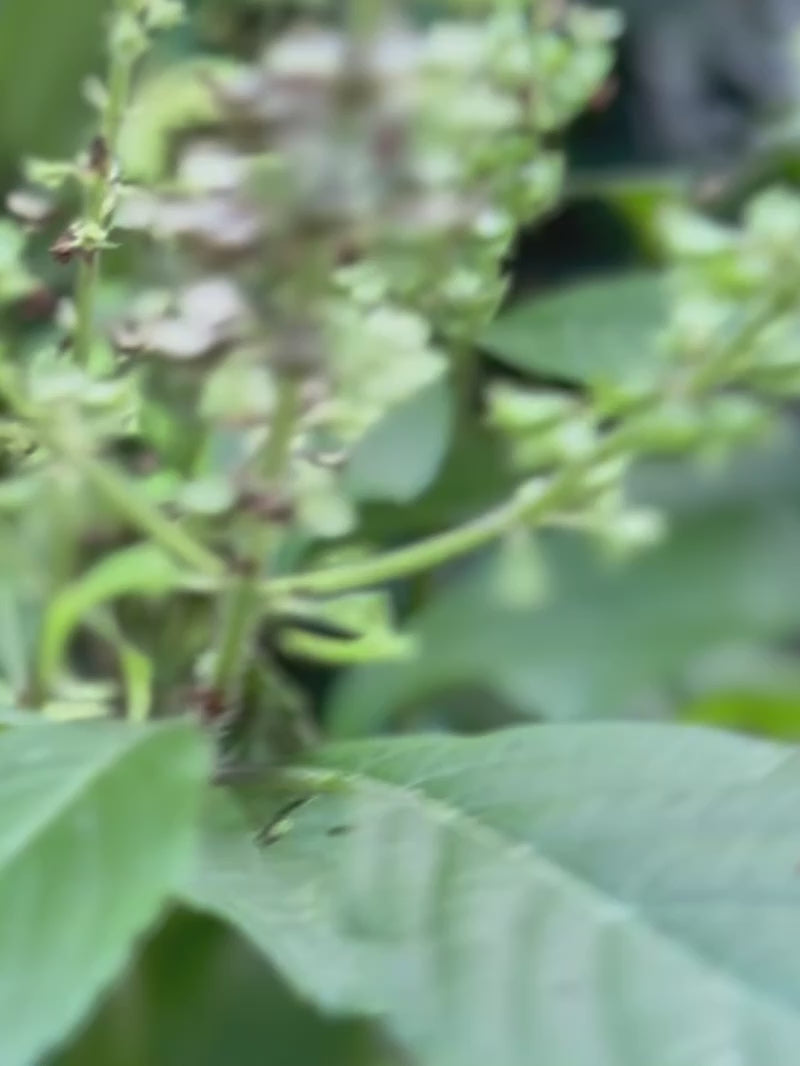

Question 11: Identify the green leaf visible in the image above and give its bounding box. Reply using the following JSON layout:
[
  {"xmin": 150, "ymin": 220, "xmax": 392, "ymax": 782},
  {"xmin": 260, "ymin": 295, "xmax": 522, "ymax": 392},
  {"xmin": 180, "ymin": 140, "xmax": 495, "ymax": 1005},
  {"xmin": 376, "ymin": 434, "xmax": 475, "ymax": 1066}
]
[
  {"xmin": 481, "ymin": 273, "xmax": 667, "ymax": 386},
  {"xmin": 119, "ymin": 58, "xmax": 235, "ymax": 183},
  {"xmin": 631, "ymin": 426, "xmax": 800, "ymax": 517},
  {"xmin": 181, "ymin": 788, "xmax": 371, "ymax": 1016},
  {"xmin": 0, "ymin": 0, "xmax": 106, "ymax": 165},
  {"xmin": 329, "ymin": 506, "xmax": 800, "ymax": 735},
  {"xmin": 569, "ymin": 169, "xmax": 686, "ymax": 255},
  {"xmin": 491, "ymin": 527, "xmax": 550, "ymax": 610},
  {"xmin": 675, "ymin": 646, "xmax": 800, "ymax": 739},
  {"xmin": 0, "ymin": 221, "xmax": 36, "ymax": 304},
  {"xmin": 358, "ymin": 421, "xmax": 514, "ymax": 543},
  {"xmin": 184, "ymin": 724, "xmax": 800, "ymax": 1066},
  {"xmin": 51, "ymin": 909, "xmax": 391, "ymax": 1066},
  {"xmin": 326, "ymin": 303, "xmax": 445, "ymax": 446},
  {"xmin": 682, "ymin": 690, "xmax": 800, "ymax": 739},
  {"xmin": 294, "ymin": 461, "xmax": 356, "ymax": 540},
  {"xmin": 346, "ymin": 380, "xmax": 453, "ymax": 504},
  {"xmin": 0, "ymin": 521, "xmax": 43, "ymax": 693},
  {"xmin": 0, "ymin": 582, "xmax": 31, "ymax": 694},
  {"xmin": 0, "ymin": 718, "xmax": 210, "ymax": 1066}
]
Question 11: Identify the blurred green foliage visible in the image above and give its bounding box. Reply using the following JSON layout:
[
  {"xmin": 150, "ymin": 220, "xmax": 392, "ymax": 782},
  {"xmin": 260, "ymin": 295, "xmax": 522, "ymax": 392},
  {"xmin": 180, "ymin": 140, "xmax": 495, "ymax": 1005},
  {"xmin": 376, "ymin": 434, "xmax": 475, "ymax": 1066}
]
[
  {"xmin": 8, "ymin": 1, "xmax": 800, "ymax": 1064},
  {"xmin": 51, "ymin": 910, "xmax": 395, "ymax": 1066},
  {"xmin": 0, "ymin": 0, "xmax": 105, "ymax": 174}
]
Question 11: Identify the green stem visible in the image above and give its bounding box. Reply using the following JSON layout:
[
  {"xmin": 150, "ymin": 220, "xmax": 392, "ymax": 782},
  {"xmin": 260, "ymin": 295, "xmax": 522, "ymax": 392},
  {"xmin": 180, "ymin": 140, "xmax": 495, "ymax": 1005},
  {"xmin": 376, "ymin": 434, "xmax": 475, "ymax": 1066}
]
[
  {"xmin": 104, "ymin": 30, "xmax": 135, "ymax": 150},
  {"xmin": 262, "ymin": 376, "xmax": 301, "ymax": 483},
  {"xmin": 276, "ymin": 277, "xmax": 794, "ymax": 602},
  {"xmin": 79, "ymin": 452, "xmax": 225, "ymax": 577},
  {"xmin": 212, "ymin": 576, "xmax": 260, "ymax": 701},
  {"xmin": 451, "ymin": 346, "xmax": 479, "ymax": 423},
  {"xmin": 73, "ymin": 247, "xmax": 101, "ymax": 370},
  {"xmin": 288, "ymin": 506, "xmax": 517, "ymax": 594},
  {"xmin": 0, "ymin": 369, "xmax": 223, "ymax": 579},
  {"xmin": 72, "ymin": 13, "xmax": 137, "ymax": 369},
  {"xmin": 268, "ymin": 465, "xmax": 583, "ymax": 598},
  {"xmin": 212, "ymin": 378, "xmax": 300, "ymax": 701}
]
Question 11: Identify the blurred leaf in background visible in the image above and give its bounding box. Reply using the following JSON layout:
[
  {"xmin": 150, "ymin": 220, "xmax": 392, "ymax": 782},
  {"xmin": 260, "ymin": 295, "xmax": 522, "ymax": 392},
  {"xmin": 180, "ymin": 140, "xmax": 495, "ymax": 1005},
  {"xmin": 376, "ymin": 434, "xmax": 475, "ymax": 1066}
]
[
  {"xmin": 329, "ymin": 432, "xmax": 800, "ymax": 738},
  {"xmin": 482, "ymin": 272, "xmax": 667, "ymax": 388},
  {"xmin": 49, "ymin": 909, "xmax": 401, "ymax": 1066},
  {"xmin": 0, "ymin": 0, "xmax": 106, "ymax": 174}
]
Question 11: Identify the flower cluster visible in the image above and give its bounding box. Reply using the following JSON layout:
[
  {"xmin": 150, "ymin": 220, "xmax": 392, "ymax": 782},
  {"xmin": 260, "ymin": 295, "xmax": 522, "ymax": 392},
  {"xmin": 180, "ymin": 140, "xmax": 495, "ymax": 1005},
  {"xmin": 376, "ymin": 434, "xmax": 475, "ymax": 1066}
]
[{"xmin": 0, "ymin": 0, "xmax": 618, "ymax": 726}]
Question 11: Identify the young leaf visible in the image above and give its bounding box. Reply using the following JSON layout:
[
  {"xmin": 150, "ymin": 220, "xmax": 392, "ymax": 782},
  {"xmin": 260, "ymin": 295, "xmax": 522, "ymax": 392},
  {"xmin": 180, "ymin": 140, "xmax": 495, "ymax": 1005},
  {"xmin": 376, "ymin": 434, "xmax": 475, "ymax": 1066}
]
[
  {"xmin": 492, "ymin": 526, "xmax": 550, "ymax": 610},
  {"xmin": 481, "ymin": 273, "xmax": 666, "ymax": 386},
  {"xmin": 0, "ymin": 718, "xmax": 210, "ymax": 1066},
  {"xmin": 346, "ymin": 380, "xmax": 453, "ymax": 505},
  {"xmin": 185, "ymin": 724, "xmax": 800, "ymax": 1066},
  {"xmin": 118, "ymin": 59, "xmax": 236, "ymax": 183}
]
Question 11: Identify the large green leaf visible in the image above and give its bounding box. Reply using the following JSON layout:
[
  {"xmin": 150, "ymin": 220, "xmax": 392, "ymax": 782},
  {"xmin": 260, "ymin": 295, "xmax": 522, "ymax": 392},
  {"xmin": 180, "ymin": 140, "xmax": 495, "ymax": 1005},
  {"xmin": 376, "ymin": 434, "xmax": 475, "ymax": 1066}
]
[
  {"xmin": 180, "ymin": 787, "xmax": 372, "ymax": 1016},
  {"xmin": 183, "ymin": 724, "xmax": 800, "ymax": 1066},
  {"xmin": 0, "ymin": 521, "xmax": 44, "ymax": 694},
  {"xmin": 481, "ymin": 273, "xmax": 666, "ymax": 386},
  {"xmin": 328, "ymin": 505, "xmax": 800, "ymax": 735},
  {"xmin": 0, "ymin": 718, "xmax": 210, "ymax": 1066}
]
